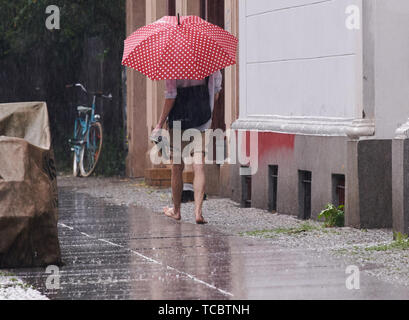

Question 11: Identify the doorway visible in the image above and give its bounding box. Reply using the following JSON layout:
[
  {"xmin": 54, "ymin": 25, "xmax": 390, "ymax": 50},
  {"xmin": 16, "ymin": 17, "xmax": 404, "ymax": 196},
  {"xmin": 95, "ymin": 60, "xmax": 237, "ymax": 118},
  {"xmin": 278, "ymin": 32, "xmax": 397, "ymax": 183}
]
[
  {"xmin": 167, "ymin": 0, "xmax": 176, "ymax": 16},
  {"xmin": 298, "ymin": 171, "xmax": 312, "ymax": 220},
  {"xmin": 268, "ymin": 165, "xmax": 279, "ymax": 213},
  {"xmin": 201, "ymin": 0, "xmax": 226, "ymax": 132}
]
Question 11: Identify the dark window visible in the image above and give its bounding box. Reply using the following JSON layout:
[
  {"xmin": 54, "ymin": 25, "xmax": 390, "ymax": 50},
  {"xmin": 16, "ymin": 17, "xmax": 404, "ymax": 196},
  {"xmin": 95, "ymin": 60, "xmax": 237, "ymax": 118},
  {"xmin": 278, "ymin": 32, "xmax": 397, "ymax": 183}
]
[
  {"xmin": 207, "ymin": 0, "xmax": 225, "ymax": 27},
  {"xmin": 168, "ymin": 0, "xmax": 176, "ymax": 16},
  {"xmin": 268, "ymin": 165, "xmax": 278, "ymax": 212},
  {"xmin": 298, "ymin": 171, "xmax": 312, "ymax": 220},
  {"xmin": 241, "ymin": 169, "xmax": 252, "ymax": 208},
  {"xmin": 332, "ymin": 174, "xmax": 345, "ymax": 207},
  {"xmin": 200, "ymin": 0, "xmax": 207, "ymax": 20}
]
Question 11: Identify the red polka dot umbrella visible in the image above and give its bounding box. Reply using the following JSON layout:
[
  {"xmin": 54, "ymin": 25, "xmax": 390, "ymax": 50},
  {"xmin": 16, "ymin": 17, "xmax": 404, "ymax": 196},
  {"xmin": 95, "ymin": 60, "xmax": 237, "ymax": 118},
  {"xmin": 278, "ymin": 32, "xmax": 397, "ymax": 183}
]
[{"xmin": 122, "ymin": 15, "xmax": 238, "ymax": 80}]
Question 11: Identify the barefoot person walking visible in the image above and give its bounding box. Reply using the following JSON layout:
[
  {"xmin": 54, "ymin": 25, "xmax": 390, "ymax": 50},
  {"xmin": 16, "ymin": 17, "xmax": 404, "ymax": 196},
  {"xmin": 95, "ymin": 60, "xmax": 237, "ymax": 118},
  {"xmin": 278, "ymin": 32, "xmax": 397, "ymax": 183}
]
[
  {"xmin": 151, "ymin": 71, "xmax": 222, "ymax": 224},
  {"xmin": 122, "ymin": 15, "xmax": 237, "ymax": 224}
]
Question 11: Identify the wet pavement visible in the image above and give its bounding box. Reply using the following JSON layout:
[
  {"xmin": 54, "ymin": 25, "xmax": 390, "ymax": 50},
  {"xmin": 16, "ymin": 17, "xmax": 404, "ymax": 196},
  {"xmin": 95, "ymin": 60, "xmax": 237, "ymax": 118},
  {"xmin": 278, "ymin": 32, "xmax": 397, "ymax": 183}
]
[{"xmin": 9, "ymin": 188, "xmax": 409, "ymax": 300}]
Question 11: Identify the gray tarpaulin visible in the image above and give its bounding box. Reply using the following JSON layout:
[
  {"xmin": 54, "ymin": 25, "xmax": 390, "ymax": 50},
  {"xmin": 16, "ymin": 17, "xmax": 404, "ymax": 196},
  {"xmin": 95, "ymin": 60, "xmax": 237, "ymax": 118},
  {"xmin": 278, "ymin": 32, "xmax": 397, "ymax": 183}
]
[{"xmin": 0, "ymin": 102, "xmax": 61, "ymax": 267}]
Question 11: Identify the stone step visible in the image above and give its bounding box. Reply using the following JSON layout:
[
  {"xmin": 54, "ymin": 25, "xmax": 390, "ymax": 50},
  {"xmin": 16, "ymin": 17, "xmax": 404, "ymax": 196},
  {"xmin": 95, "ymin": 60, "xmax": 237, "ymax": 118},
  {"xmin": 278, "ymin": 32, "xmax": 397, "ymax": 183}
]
[
  {"xmin": 145, "ymin": 168, "xmax": 171, "ymax": 180},
  {"xmin": 144, "ymin": 168, "xmax": 194, "ymax": 188},
  {"xmin": 183, "ymin": 171, "xmax": 194, "ymax": 184},
  {"xmin": 145, "ymin": 168, "xmax": 171, "ymax": 188}
]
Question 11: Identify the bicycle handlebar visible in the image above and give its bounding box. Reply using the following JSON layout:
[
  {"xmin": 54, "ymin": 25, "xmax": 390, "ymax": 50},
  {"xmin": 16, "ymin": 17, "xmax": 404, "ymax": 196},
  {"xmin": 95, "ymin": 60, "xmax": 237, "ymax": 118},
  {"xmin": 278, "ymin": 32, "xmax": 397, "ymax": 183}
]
[
  {"xmin": 94, "ymin": 92, "xmax": 113, "ymax": 100},
  {"xmin": 66, "ymin": 83, "xmax": 87, "ymax": 94},
  {"xmin": 66, "ymin": 83, "xmax": 112, "ymax": 100}
]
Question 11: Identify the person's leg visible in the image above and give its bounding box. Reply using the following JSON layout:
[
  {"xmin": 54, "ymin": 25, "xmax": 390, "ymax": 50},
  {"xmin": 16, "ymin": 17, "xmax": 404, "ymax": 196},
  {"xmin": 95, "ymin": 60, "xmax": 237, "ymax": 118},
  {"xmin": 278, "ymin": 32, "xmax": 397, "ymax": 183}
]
[
  {"xmin": 164, "ymin": 163, "xmax": 184, "ymax": 220},
  {"xmin": 193, "ymin": 154, "xmax": 207, "ymax": 224},
  {"xmin": 164, "ymin": 128, "xmax": 184, "ymax": 221}
]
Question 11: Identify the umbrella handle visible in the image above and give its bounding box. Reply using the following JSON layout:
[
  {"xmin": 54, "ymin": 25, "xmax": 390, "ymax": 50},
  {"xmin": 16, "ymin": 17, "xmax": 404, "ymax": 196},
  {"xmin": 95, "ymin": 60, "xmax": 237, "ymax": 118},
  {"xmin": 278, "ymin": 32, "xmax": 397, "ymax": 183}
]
[{"xmin": 177, "ymin": 13, "xmax": 180, "ymax": 25}]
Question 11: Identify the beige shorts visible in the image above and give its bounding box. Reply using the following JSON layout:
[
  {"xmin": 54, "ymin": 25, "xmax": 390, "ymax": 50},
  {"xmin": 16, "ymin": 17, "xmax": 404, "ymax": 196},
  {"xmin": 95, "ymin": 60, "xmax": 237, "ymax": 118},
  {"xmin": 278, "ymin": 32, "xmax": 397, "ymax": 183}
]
[{"xmin": 169, "ymin": 130, "xmax": 207, "ymax": 162}]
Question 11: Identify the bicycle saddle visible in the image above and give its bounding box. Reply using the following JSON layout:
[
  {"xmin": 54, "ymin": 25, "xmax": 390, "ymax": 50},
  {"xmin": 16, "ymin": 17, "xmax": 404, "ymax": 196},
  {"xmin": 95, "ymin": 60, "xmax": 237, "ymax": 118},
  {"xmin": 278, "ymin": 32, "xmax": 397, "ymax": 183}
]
[{"xmin": 77, "ymin": 106, "xmax": 92, "ymax": 113}]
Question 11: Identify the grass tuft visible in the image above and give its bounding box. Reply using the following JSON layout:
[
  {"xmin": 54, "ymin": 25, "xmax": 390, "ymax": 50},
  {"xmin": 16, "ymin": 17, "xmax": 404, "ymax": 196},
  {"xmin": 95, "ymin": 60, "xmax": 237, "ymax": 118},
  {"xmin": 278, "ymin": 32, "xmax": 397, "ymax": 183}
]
[
  {"xmin": 365, "ymin": 232, "xmax": 409, "ymax": 252},
  {"xmin": 240, "ymin": 223, "xmax": 322, "ymax": 239}
]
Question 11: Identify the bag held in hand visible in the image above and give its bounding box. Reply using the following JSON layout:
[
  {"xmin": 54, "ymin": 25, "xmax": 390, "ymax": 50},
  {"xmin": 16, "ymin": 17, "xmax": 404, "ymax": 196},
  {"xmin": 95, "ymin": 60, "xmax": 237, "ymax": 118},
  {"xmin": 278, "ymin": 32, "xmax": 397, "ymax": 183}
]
[{"xmin": 168, "ymin": 77, "xmax": 211, "ymax": 130}]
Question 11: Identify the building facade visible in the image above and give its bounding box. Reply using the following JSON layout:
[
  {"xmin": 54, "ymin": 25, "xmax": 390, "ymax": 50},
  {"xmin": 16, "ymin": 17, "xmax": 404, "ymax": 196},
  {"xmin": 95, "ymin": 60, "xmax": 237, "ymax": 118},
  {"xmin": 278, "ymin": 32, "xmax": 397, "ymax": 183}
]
[{"xmin": 125, "ymin": 0, "xmax": 409, "ymax": 233}]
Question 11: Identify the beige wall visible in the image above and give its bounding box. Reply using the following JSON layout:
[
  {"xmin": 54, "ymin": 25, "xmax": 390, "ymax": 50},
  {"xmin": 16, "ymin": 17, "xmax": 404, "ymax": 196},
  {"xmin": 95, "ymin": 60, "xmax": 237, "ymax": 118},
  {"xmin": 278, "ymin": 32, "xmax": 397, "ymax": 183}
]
[
  {"xmin": 224, "ymin": 0, "xmax": 239, "ymax": 129},
  {"xmin": 146, "ymin": 0, "xmax": 167, "ymax": 140},
  {"xmin": 145, "ymin": 0, "xmax": 168, "ymax": 170},
  {"xmin": 126, "ymin": 0, "xmax": 148, "ymax": 178},
  {"xmin": 176, "ymin": 0, "xmax": 200, "ymax": 16},
  {"xmin": 219, "ymin": 0, "xmax": 239, "ymax": 197}
]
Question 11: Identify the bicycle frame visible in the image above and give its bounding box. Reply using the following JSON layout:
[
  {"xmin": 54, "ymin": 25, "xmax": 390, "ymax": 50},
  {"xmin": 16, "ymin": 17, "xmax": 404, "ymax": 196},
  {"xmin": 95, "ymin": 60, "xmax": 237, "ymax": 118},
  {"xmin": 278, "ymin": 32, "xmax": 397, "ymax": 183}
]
[
  {"xmin": 68, "ymin": 82, "xmax": 111, "ymax": 176},
  {"xmin": 73, "ymin": 95, "xmax": 98, "ymax": 161}
]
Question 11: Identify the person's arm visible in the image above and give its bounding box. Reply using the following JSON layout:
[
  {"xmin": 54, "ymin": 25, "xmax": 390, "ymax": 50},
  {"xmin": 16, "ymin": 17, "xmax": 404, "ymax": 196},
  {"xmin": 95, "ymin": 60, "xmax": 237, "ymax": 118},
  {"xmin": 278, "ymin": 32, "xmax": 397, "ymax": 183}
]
[
  {"xmin": 211, "ymin": 71, "xmax": 223, "ymax": 130},
  {"xmin": 151, "ymin": 80, "xmax": 177, "ymax": 138},
  {"xmin": 214, "ymin": 70, "xmax": 222, "ymax": 103},
  {"xmin": 155, "ymin": 98, "xmax": 175, "ymax": 130}
]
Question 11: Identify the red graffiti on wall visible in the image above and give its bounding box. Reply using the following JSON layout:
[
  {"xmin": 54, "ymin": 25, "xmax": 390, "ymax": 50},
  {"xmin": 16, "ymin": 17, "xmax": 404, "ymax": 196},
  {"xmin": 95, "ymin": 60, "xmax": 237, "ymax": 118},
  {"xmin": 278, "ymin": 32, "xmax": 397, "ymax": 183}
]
[
  {"xmin": 235, "ymin": 130, "xmax": 295, "ymax": 170},
  {"xmin": 258, "ymin": 132, "xmax": 295, "ymax": 157}
]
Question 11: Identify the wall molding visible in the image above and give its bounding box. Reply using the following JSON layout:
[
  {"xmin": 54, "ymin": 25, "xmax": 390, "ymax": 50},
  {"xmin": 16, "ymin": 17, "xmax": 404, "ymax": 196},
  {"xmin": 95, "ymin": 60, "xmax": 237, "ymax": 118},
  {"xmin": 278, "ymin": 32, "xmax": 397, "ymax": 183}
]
[
  {"xmin": 395, "ymin": 119, "xmax": 409, "ymax": 140},
  {"xmin": 232, "ymin": 116, "xmax": 355, "ymax": 136},
  {"xmin": 345, "ymin": 118, "xmax": 375, "ymax": 140}
]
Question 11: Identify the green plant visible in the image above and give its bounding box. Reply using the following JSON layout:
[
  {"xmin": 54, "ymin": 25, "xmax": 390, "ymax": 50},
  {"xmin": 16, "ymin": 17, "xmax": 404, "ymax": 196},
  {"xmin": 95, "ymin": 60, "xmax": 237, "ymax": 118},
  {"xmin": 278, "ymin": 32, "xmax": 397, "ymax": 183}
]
[
  {"xmin": 273, "ymin": 223, "xmax": 320, "ymax": 235},
  {"xmin": 239, "ymin": 223, "xmax": 321, "ymax": 239},
  {"xmin": 318, "ymin": 204, "xmax": 345, "ymax": 228},
  {"xmin": 239, "ymin": 230, "xmax": 276, "ymax": 239},
  {"xmin": 394, "ymin": 232, "xmax": 409, "ymax": 242},
  {"xmin": 366, "ymin": 232, "xmax": 409, "ymax": 252}
]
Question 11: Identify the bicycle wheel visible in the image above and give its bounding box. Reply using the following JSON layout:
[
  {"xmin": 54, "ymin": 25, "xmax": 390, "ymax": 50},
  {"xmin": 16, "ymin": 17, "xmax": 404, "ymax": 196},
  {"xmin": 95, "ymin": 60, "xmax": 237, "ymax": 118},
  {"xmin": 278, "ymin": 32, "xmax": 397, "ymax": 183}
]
[
  {"xmin": 73, "ymin": 152, "xmax": 80, "ymax": 177},
  {"xmin": 80, "ymin": 122, "xmax": 103, "ymax": 177},
  {"xmin": 72, "ymin": 119, "xmax": 82, "ymax": 177}
]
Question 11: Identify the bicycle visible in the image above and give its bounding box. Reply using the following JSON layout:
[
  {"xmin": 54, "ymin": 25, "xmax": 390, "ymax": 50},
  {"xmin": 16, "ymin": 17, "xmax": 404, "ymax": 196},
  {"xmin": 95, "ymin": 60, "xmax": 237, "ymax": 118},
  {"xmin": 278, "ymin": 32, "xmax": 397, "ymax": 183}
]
[{"xmin": 66, "ymin": 83, "xmax": 112, "ymax": 177}]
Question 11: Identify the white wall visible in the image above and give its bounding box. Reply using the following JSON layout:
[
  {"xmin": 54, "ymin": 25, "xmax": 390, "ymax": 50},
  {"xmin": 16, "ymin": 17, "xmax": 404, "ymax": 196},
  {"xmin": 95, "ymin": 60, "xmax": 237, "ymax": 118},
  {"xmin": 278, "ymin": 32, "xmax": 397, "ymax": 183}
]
[
  {"xmin": 373, "ymin": 0, "xmax": 409, "ymax": 139},
  {"xmin": 238, "ymin": 0, "xmax": 362, "ymax": 135}
]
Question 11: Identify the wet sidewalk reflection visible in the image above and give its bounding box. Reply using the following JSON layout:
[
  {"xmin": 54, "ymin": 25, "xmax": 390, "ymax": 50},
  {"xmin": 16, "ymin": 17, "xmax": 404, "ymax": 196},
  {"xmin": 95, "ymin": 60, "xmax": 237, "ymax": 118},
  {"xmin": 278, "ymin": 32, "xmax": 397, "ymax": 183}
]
[{"xmin": 9, "ymin": 188, "xmax": 409, "ymax": 300}]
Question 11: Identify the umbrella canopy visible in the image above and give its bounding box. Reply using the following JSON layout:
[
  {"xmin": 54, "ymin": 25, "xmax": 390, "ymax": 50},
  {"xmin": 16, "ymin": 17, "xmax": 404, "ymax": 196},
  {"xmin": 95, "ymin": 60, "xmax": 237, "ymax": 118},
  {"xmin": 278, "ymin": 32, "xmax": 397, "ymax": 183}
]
[{"xmin": 122, "ymin": 15, "xmax": 238, "ymax": 80}]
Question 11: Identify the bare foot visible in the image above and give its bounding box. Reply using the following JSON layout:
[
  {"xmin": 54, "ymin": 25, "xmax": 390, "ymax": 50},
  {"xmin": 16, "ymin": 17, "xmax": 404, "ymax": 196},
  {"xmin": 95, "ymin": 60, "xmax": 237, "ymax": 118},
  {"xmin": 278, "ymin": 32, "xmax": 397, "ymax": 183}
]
[
  {"xmin": 196, "ymin": 216, "xmax": 208, "ymax": 225},
  {"xmin": 164, "ymin": 207, "xmax": 181, "ymax": 221}
]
